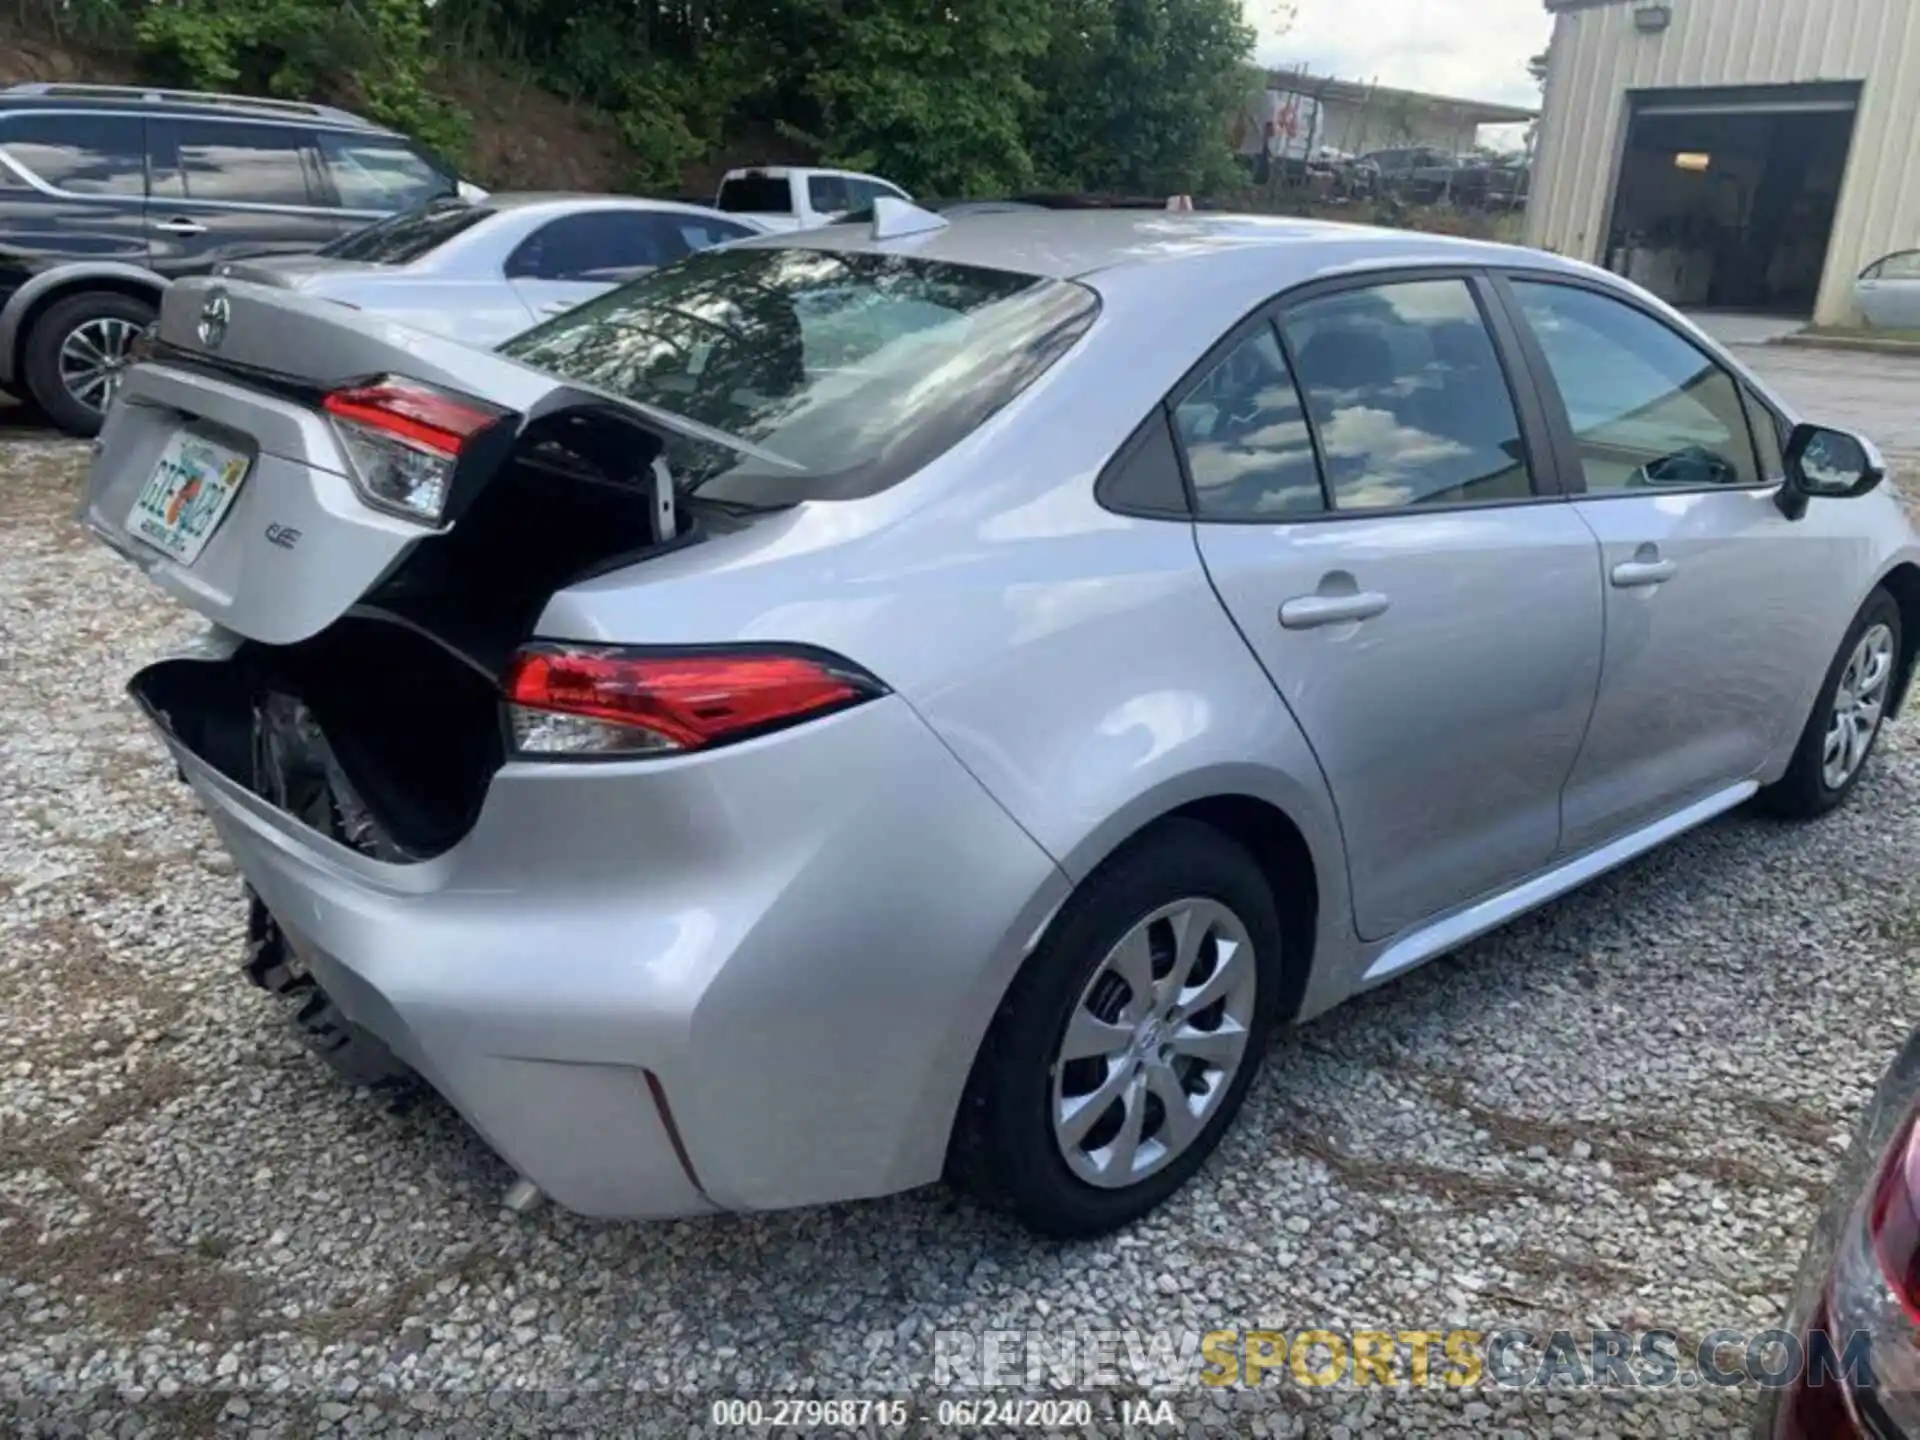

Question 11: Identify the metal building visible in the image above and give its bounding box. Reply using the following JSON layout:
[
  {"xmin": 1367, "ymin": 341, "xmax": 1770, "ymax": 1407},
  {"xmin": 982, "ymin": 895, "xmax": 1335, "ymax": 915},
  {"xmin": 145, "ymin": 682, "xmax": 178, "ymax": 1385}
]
[{"xmin": 1528, "ymin": 0, "xmax": 1920, "ymax": 325}]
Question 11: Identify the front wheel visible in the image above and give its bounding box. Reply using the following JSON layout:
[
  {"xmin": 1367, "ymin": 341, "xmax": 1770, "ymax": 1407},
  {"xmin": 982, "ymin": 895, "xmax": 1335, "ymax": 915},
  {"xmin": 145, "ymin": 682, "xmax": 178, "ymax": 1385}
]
[
  {"xmin": 1759, "ymin": 588, "xmax": 1903, "ymax": 819},
  {"xmin": 948, "ymin": 820, "xmax": 1284, "ymax": 1238}
]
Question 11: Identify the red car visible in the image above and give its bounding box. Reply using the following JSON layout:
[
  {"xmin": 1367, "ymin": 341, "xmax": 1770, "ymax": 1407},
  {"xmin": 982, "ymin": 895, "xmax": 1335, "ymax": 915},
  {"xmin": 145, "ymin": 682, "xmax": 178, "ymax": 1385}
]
[{"xmin": 1760, "ymin": 1031, "xmax": 1920, "ymax": 1436}]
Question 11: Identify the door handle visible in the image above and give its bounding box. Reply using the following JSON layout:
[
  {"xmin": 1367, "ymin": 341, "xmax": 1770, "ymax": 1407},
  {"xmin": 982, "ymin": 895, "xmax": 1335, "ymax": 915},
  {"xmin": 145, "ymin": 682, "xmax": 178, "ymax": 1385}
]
[
  {"xmin": 153, "ymin": 217, "xmax": 207, "ymax": 236},
  {"xmin": 1611, "ymin": 558, "xmax": 1678, "ymax": 588},
  {"xmin": 1279, "ymin": 591, "xmax": 1391, "ymax": 630},
  {"xmin": 540, "ymin": 300, "xmax": 575, "ymax": 315}
]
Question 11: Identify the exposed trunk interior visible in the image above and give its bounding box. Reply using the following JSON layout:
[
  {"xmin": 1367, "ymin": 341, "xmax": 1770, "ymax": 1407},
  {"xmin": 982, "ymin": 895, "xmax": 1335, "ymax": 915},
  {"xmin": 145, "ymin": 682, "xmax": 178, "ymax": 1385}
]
[
  {"xmin": 136, "ymin": 619, "xmax": 508, "ymax": 861},
  {"xmin": 134, "ymin": 405, "xmax": 731, "ymax": 860}
]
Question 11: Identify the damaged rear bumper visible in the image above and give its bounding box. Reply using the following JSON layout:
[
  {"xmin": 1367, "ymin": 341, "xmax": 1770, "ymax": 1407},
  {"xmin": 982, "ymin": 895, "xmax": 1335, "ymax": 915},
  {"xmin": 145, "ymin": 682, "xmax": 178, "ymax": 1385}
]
[{"xmin": 135, "ymin": 644, "xmax": 1069, "ymax": 1219}]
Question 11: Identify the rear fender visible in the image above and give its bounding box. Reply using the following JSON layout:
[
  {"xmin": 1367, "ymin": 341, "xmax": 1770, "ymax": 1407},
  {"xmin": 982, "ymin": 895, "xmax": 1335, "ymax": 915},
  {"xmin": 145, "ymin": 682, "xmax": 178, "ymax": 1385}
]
[{"xmin": 0, "ymin": 261, "xmax": 166, "ymax": 384}]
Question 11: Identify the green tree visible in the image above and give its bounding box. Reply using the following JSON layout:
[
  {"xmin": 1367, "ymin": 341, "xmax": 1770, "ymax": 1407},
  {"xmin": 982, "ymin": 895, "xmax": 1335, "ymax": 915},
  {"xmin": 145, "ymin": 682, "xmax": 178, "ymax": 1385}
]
[
  {"xmin": 1029, "ymin": 0, "xmax": 1257, "ymax": 196},
  {"xmin": 797, "ymin": 0, "xmax": 1052, "ymax": 197}
]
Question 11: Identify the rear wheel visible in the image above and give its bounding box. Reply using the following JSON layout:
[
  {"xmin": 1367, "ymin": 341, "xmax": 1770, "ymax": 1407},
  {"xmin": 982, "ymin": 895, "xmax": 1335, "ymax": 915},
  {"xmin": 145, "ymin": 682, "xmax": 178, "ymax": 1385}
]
[
  {"xmin": 22, "ymin": 289, "xmax": 156, "ymax": 437},
  {"xmin": 948, "ymin": 820, "xmax": 1283, "ymax": 1238},
  {"xmin": 1759, "ymin": 588, "xmax": 1903, "ymax": 819}
]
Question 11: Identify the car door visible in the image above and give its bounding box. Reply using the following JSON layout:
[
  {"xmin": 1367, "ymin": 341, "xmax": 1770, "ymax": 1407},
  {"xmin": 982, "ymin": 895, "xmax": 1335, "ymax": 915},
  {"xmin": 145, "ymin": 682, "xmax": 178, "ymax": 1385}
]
[
  {"xmin": 1495, "ymin": 274, "xmax": 1846, "ymax": 852},
  {"xmin": 145, "ymin": 118, "xmax": 343, "ymax": 276},
  {"xmin": 0, "ymin": 111, "xmax": 151, "ymax": 268},
  {"xmin": 1187, "ymin": 272, "xmax": 1605, "ymax": 942},
  {"xmin": 1856, "ymin": 251, "xmax": 1920, "ymax": 330},
  {"xmin": 505, "ymin": 209, "xmax": 712, "ymax": 324}
]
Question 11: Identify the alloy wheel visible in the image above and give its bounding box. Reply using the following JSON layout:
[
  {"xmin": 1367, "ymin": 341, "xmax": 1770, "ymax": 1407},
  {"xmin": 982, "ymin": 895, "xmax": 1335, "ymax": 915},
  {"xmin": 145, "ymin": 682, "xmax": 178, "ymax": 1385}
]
[
  {"xmin": 58, "ymin": 316, "xmax": 139, "ymax": 415},
  {"xmin": 1051, "ymin": 897, "xmax": 1258, "ymax": 1189},
  {"xmin": 1824, "ymin": 622, "xmax": 1896, "ymax": 791}
]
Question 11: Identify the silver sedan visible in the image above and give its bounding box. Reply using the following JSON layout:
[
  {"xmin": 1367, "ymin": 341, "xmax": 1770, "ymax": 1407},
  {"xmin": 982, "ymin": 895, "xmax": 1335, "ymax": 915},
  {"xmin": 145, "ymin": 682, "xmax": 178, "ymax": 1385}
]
[
  {"xmin": 218, "ymin": 193, "xmax": 768, "ymax": 349},
  {"xmin": 82, "ymin": 207, "xmax": 1920, "ymax": 1237}
]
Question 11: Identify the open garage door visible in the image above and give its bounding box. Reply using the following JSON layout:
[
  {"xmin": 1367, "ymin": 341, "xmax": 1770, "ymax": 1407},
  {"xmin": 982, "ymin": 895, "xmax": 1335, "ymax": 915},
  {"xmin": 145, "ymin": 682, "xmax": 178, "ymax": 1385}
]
[{"xmin": 1604, "ymin": 83, "xmax": 1860, "ymax": 318}]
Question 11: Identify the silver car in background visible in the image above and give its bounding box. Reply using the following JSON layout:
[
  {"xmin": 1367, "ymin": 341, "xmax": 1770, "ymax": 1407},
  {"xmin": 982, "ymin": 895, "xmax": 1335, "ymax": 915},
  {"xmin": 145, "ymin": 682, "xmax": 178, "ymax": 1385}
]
[
  {"xmin": 81, "ymin": 208, "xmax": 1920, "ymax": 1237},
  {"xmin": 219, "ymin": 194, "xmax": 768, "ymax": 349}
]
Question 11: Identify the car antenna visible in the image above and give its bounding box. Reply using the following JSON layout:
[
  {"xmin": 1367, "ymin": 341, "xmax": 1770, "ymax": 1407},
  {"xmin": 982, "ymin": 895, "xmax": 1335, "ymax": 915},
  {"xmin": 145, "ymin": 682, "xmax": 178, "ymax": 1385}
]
[{"xmin": 871, "ymin": 196, "xmax": 949, "ymax": 240}]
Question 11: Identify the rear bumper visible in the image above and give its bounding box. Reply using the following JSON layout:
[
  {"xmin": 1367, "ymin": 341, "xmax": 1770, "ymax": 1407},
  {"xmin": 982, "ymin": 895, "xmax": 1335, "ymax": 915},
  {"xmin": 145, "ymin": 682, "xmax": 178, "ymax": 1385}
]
[{"xmin": 152, "ymin": 672, "xmax": 1069, "ymax": 1218}]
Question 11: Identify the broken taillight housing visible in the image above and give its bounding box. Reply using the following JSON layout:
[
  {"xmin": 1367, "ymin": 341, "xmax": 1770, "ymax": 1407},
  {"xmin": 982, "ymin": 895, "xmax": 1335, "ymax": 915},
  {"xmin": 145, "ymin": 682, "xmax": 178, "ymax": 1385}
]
[
  {"xmin": 500, "ymin": 645, "xmax": 887, "ymax": 759},
  {"xmin": 323, "ymin": 376, "xmax": 506, "ymax": 526}
]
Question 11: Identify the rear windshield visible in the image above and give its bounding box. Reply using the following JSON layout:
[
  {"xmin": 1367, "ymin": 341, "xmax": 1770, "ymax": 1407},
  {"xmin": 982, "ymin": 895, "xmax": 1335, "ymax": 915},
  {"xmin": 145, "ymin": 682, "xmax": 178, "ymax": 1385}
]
[
  {"xmin": 498, "ymin": 246, "xmax": 1099, "ymax": 503},
  {"xmin": 320, "ymin": 200, "xmax": 490, "ymax": 263},
  {"xmin": 715, "ymin": 174, "xmax": 794, "ymax": 215}
]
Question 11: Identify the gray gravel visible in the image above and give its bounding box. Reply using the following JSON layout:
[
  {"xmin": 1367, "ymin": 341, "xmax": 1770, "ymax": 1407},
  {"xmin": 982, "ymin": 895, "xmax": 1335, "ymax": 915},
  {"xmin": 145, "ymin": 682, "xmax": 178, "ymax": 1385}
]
[{"xmin": 4, "ymin": 345, "xmax": 1920, "ymax": 1438}]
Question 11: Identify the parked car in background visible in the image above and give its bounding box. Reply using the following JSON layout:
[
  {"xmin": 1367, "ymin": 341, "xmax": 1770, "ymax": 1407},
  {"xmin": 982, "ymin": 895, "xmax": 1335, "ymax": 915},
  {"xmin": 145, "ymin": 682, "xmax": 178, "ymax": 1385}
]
[
  {"xmin": 714, "ymin": 166, "xmax": 910, "ymax": 231},
  {"xmin": 0, "ymin": 82, "xmax": 470, "ymax": 434},
  {"xmin": 1856, "ymin": 250, "xmax": 1920, "ymax": 330},
  {"xmin": 79, "ymin": 210, "xmax": 1918, "ymax": 1239},
  {"xmin": 219, "ymin": 194, "xmax": 766, "ymax": 350},
  {"xmin": 1358, "ymin": 145, "xmax": 1458, "ymax": 201},
  {"xmin": 1753, "ymin": 1026, "xmax": 1920, "ymax": 1437}
]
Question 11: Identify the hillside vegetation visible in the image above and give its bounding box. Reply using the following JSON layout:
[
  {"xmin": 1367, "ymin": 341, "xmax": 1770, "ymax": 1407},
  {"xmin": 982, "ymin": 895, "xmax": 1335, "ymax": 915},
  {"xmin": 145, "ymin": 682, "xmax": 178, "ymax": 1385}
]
[{"xmin": 8, "ymin": 0, "xmax": 1265, "ymax": 198}]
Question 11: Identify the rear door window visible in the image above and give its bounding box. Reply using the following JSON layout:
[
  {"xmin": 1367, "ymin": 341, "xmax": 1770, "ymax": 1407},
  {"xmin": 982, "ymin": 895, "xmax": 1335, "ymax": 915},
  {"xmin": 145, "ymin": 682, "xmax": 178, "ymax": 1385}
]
[
  {"xmin": 807, "ymin": 174, "xmax": 853, "ymax": 216},
  {"xmin": 150, "ymin": 120, "xmax": 319, "ymax": 206},
  {"xmin": 1173, "ymin": 324, "xmax": 1324, "ymax": 519},
  {"xmin": 316, "ymin": 132, "xmax": 452, "ymax": 211},
  {"xmin": 0, "ymin": 113, "xmax": 145, "ymax": 196},
  {"xmin": 507, "ymin": 211, "xmax": 694, "ymax": 280},
  {"xmin": 1280, "ymin": 278, "xmax": 1535, "ymax": 511},
  {"xmin": 716, "ymin": 174, "xmax": 793, "ymax": 215}
]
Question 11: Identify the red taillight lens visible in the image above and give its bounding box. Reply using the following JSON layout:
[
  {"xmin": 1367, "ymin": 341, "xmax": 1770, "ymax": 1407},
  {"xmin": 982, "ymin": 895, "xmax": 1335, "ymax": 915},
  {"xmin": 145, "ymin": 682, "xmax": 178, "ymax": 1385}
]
[
  {"xmin": 322, "ymin": 377, "xmax": 506, "ymax": 525},
  {"xmin": 501, "ymin": 646, "xmax": 886, "ymax": 758},
  {"xmin": 1873, "ymin": 1114, "xmax": 1920, "ymax": 1323}
]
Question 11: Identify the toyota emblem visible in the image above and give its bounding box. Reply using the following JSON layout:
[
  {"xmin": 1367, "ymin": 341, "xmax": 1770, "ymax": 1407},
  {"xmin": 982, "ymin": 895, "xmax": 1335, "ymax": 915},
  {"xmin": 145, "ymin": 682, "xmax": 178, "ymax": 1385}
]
[{"xmin": 197, "ymin": 291, "xmax": 231, "ymax": 349}]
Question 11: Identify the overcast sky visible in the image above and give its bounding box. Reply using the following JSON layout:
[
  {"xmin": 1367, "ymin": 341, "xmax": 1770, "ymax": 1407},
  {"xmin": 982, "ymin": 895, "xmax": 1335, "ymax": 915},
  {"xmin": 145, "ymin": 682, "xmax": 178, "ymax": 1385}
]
[{"xmin": 1254, "ymin": 0, "xmax": 1554, "ymax": 108}]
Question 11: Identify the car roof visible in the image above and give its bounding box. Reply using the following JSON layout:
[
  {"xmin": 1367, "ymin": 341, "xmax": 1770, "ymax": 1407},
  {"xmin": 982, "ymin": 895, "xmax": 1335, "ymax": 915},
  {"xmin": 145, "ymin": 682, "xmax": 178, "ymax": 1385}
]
[
  {"xmin": 719, "ymin": 165, "xmax": 888, "ymax": 182},
  {"xmin": 759, "ymin": 209, "xmax": 1586, "ymax": 289},
  {"xmin": 0, "ymin": 83, "xmax": 383, "ymax": 132},
  {"xmin": 474, "ymin": 193, "xmax": 760, "ymax": 222}
]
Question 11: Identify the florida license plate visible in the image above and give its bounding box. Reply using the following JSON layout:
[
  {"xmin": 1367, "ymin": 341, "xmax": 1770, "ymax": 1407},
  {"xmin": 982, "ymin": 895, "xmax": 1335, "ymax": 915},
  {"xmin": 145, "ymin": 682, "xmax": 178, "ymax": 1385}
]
[{"xmin": 126, "ymin": 431, "xmax": 250, "ymax": 565}]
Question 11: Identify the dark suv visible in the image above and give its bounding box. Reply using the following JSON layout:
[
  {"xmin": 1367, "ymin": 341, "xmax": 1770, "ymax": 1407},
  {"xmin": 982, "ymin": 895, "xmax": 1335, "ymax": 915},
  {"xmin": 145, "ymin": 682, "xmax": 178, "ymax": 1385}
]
[{"xmin": 0, "ymin": 83, "xmax": 464, "ymax": 434}]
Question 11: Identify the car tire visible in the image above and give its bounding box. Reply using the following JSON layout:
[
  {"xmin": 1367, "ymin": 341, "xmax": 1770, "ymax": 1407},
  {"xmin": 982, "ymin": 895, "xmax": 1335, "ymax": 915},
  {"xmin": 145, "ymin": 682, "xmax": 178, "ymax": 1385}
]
[
  {"xmin": 21, "ymin": 289, "xmax": 156, "ymax": 438},
  {"xmin": 1758, "ymin": 588, "xmax": 1903, "ymax": 819},
  {"xmin": 948, "ymin": 819, "xmax": 1284, "ymax": 1238}
]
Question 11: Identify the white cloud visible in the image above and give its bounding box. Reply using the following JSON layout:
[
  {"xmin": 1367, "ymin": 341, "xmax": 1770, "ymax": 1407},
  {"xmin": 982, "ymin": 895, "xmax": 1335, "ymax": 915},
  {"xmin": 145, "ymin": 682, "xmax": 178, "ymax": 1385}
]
[{"xmin": 1255, "ymin": 0, "xmax": 1552, "ymax": 108}]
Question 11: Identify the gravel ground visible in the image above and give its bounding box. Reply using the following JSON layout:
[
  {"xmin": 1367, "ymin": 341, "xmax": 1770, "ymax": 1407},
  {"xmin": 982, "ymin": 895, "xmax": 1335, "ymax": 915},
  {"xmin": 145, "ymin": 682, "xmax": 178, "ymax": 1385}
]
[{"xmin": 3, "ymin": 346, "xmax": 1920, "ymax": 1438}]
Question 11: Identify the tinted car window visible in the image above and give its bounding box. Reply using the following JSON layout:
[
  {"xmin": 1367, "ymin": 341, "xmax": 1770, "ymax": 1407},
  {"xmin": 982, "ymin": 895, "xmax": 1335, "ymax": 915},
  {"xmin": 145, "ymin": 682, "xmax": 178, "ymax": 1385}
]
[
  {"xmin": 508, "ymin": 211, "xmax": 697, "ymax": 280},
  {"xmin": 1511, "ymin": 281, "xmax": 1760, "ymax": 492},
  {"xmin": 319, "ymin": 200, "xmax": 491, "ymax": 262},
  {"xmin": 1865, "ymin": 251, "xmax": 1920, "ymax": 282},
  {"xmin": 716, "ymin": 174, "xmax": 793, "ymax": 214},
  {"xmin": 500, "ymin": 247, "xmax": 1098, "ymax": 503},
  {"xmin": 317, "ymin": 132, "xmax": 451, "ymax": 211},
  {"xmin": 0, "ymin": 113, "xmax": 145, "ymax": 196},
  {"xmin": 1174, "ymin": 324, "xmax": 1323, "ymax": 519},
  {"xmin": 808, "ymin": 175, "xmax": 852, "ymax": 215},
  {"xmin": 153, "ymin": 121, "xmax": 315, "ymax": 206},
  {"xmin": 672, "ymin": 216, "xmax": 757, "ymax": 251},
  {"xmin": 1282, "ymin": 278, "xmax": 1533, "ymax": 511}
]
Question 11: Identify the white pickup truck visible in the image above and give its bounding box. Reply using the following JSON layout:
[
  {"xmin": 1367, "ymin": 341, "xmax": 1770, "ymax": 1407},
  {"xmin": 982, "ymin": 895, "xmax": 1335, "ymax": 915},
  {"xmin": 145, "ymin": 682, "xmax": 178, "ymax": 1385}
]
[{"xmin": 713, "ymin": 166, "xmax": 913, "ymax": 232}]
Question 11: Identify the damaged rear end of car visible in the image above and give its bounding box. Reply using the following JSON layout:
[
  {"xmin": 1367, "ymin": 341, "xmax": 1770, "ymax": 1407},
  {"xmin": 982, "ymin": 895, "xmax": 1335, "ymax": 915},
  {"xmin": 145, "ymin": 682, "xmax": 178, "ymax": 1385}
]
[{"xmin": 81, "ymin": 254, "xmax": 1095, "ymax": 1219}]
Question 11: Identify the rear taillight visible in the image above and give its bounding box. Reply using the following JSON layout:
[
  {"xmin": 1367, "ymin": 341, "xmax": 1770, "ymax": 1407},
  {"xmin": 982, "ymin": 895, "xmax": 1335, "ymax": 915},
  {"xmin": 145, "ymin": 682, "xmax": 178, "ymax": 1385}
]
[
  {"xmin": 500, "ymin": 645, "xmax": 887, "ymax": 758},
  {"xmin": 1779, "ymin": 1111, "xmax": 1920, "ymax": 1439},
  {"xmin": 323, "ymin": 376, "xmax": 506, "ymax": 526}
]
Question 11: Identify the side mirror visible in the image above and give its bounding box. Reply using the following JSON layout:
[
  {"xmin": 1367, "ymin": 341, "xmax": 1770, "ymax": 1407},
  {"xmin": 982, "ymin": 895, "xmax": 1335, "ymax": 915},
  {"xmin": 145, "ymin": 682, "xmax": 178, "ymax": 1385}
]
[{"xmin": 1777, "ymin": 423, "xmax": 1886, "ymax": 520}]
